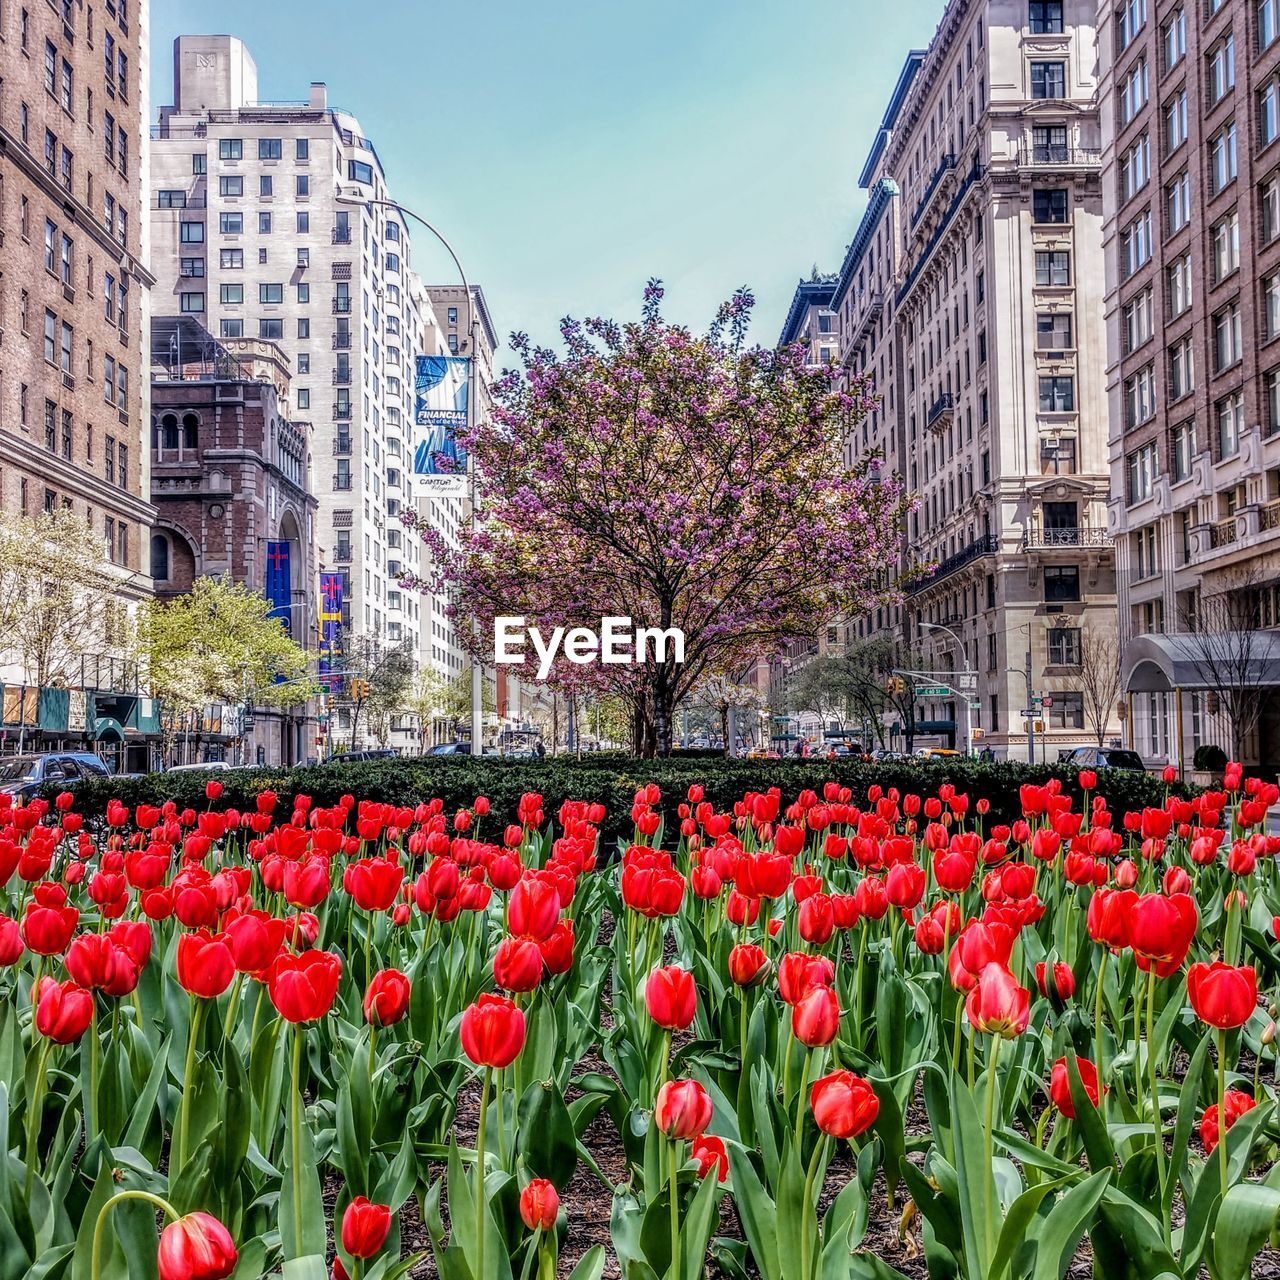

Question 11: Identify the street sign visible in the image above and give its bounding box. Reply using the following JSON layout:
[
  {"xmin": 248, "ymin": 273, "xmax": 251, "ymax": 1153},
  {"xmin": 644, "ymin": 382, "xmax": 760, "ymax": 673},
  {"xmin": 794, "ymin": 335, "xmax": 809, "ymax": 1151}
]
[
  {"xmin": 915, "ymin": 685, "xmax": 950, "ymax": 697},
  {"xmin": 1021, "ymin": 708, "xmax": 1038, "ymax": 718},
  {"xmin": 969, "ymin": 701, "xmax": 980, "ymax": 711},
  {"xmin": 1042, "ymin": 695, "xmax": 1054, "ymax": 708},
  {"xmin": 958, "ymin": 673, "xmax": 978, "ymax": 693}
]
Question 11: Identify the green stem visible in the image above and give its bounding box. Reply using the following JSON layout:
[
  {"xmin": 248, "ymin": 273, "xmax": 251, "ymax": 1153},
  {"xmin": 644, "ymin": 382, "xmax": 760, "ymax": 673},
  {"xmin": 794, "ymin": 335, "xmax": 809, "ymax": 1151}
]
[
  {"xmin": 290, "ymin": 1025, "xmax": 304, "ymax": 1258},
  {"xmin": 223, "ymin": 972, "xmax": 245, "ymax": 1039},
  {"xmin": 91, "ymin": 1190, "xmax": 179, "ymax": 1280},
  {"xmin": 87, "ymin": 1000, "xmax": 99, "ymax": 1144},
  {"xmin": 368, "ymin": 1023, "xmax": 377, "ymax": 1095},
  {"xmin": 1146, "ymin": 971, "xmax": 1167, "ymax": 1233},
  {"xmin": 1093, "ymin": 948, "xmax": 1108, "ymax": 1093},
  {"xmin": 1218, "ymin": 1029, "xmax": 1229, "ymax": 1195},
  {"xmin": 25, "ymin": 1038, "xmax": 52, "ymax": 1199},
  {"xmin": 176, "ymin": 997, "xmax": 206, "ymax": 1174},
  {"xmin": 795, "ymin": 1050, "xmax": 811, "ymax": 1153},
  {"xmin": 476, "ymin": 1067, "xmax": 492, "ymax": 1280},
  {"xmin": 668, "ymin": 1135, "xmax": 681, "ymax": 1278},
  {"xmin": 984, "ymin": 1034, "xmax": 1002, "ymax": 1261},
  {"xmin": 799, "ymin": 1133, "xmax": 829, "ymax": 1280}
]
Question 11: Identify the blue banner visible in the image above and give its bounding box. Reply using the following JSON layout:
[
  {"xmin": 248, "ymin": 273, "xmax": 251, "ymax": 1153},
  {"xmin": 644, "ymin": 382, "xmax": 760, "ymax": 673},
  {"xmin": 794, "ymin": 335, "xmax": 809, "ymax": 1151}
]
[
  {"xmin": 266, "ymin": 540, "xmax": 292, "ymax": 635},
  {"xmin": 319, "ymin": 571, "xmax": 344, "ymax": 693},
  {"xmin": 413, "ymin": 355, "xmax": 469, "ymax": 477}
]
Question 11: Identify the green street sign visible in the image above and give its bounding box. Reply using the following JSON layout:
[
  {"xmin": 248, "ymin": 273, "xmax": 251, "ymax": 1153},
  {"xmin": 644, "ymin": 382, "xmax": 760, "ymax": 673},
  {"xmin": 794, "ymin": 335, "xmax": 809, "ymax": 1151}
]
[{"xmin": 915, "ymin": 685, "xmax": 949, "ymax": 697}]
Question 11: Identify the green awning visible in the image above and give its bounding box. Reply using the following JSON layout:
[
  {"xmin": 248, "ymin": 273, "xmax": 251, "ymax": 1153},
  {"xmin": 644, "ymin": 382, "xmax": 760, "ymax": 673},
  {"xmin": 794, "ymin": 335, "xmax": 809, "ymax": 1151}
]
[{"xmin": 92, "ymin": 716, "xmax": 125, "ymax": 741}]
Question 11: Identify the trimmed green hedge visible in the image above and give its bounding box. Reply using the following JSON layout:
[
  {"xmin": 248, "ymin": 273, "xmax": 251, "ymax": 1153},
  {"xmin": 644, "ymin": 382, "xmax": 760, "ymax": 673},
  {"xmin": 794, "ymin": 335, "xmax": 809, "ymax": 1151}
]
[{"xmin": 54, "ymin": 756, "xmax": 1187, "ymax": 850}]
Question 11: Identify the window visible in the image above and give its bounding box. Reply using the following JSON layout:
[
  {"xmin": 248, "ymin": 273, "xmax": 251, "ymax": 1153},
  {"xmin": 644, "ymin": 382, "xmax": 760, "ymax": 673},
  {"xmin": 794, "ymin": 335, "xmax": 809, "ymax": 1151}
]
[
  {"xmin": 192, "ymin": 153, "xmax": 207, "ymax": 175},
  {"xmin": 1123, "ymin": 289, "xmax": 1154, "ymax": 351},
  {"xmin": 1044, "ymin": 566, "xmax": 1081, "ymax": 602},
  {"xmin": 219, "ymin": 212, "xmax": 242, "ymax": 234},
  {"xmin": 259, "ymin": 175, "xmax": 272, "ymax": 197},
  {"xmin": 1165, "ymin": 90, "xmax": 1188, "ymax": 153},
  {"xmin": 1208, "ymin": 35, "xmax": 1235, "ymax": 106},
  {"xmin": 157, "ymin": 190, "xmax": 187, "ymax": 208},
  {"xmin": 1039, "ymin": 375, "xmax": 1075, "ymax": 412},
  {"xmin": 297, "ymin": 319, "xmax": 310, "ymax": 339},
  {"xmin": 1031, "ymin": 62, "xmax": 1066, "ymax": 99},
  {"xmin": 1267, "ymin": 272, "xmax": 1280, "ymax": 338},
  {"xmin": 298, "ymin": 389, "xmax": 310, "ymax": 409},
  {"xmin": 296, "ymin": 137, "xmax": 310, "ymax": 160},
  {"xmin": 1120, "ymin": 134, "xmax": 1151, "ymax": 202},
  {"xmin": 219, "ymin": 284, "xmax": 243, "ymax": 304},
  {"xmin": 296, "ymin": 174, "xmax": 310, "ymax": 197},
  {"xmin": 1167, "ymin": 254, "xmax": 1192, "ymax": 315},
  {"xmin": 1171, "ymin": 420, "xmax": 1195, "ymax": 478},
  {"xmin": 1117, "ymin": 0, "xmax": 1146, "ymax": 48},
  {"xmin": 1262, "ymin": 80, "xmax": 1280, "ymax": 147},
  {"xmin": 297, "ymin": 283, "xmax": 310, "ymax": 303},
  {"xmin": 218, "ymin": 138, "xmax": 243, "ymax": 160},
  {"xmin": 1209, "ymin": 123, "xmax": 1237, "ymax": 195},
  {"xmin": 1127, "ymin": 441, "xmax": 1159, "ymax": 502},
  {"xmin": 1121, "ymin": 60, "xmax": 1150, "ymax": 125},
  {"xmin": 1170, "ymin": 337, "xmax": 1195, "ymax": 399},
  {"xmin": 1048, "ymin": 627, "xmax": 1082, "ymax": 666},
  {"xmin": 218, "ymin": 175, "xmax": 243, "ymax": 197},
  {"xmin": 220, "ymin": 319, "xmax": 243, "ymax": 339},
  {"xmin": 180, "ymin": 291, "xmax": 204, "ymax": 313},
  {"xmin": 1269, "ymin": 370, "xmax": 1280, "ymax": 435},
  {"xmin": 220, "ymin": 248, "xmax": 244, "ymax": 269},
  {"xmin": 1035, "ymin": 250, "xmax": 1071, "ymax": 285},
  {"xmin": 1029, "ymin": 1, "xmax": 1063, "ymax": 33},
  {"xmin": 179, "ymin": 221, "xmax": 204, "ymax": 243},
  {"xmin": 1033, "ymin": 125, "xmax": 1068, "ymax": 162},
  {"xmin": 1211, "ymin": 209, "xmax": 1240, "ymax": 279},
  {"xmin": 1033, "ymin": 188, "xmax": 1068, "ymax": 222},
  {"xmin": 1217, "ymin": 391, "xmax": 1244, "ymax": 457},
  {"xmin": 1214, "ymin": 303, "xmax": 1243, "ymax": 370},
  {"xmin": 1048, "ymin": 692, "xmax": 1085, "ymax": 730},
  {"xmin": 296, "ymin": 212, "xmax": 310, "ymax": 234},
  {"xmin": 1121, "ymin": 210, "xmax": 1153, "ymax": 276},
  {"xmin": 258, "ymin": 137, "xmax": 282, "ymax": 159},
  {"xmin": 259, "ymin": 319, "xmax": 283, "ymax": 339},
  {"xmin": 1037, "ymin": 312, "xmax": 1073, "ymax": 349},
  {"xmin": 1164, "ymin": 7, "xmax": 1186, "ymax": 69},
  {"xmin": 298, "ymin": 354, "xmax": 311, "ymax": 374},
  {"xmin": 259, "ymin": 283, "xmax": 284, "ymax": 304},
  {"xmin": 43, "ymin": 310, "xmax": 56, "ymax": 363},
  {"xmin": 180, "ymin": 257, "xmax": 204, "ymax": 278},
  {"xmin": 258, "ymin": 212, "xmax": 272, "ymax": 233},
  {"xmin": 1263, "ymin": 0, "xmax": 1279, "ymax": 52},
  {"xmin": 348, "ymin": 160, "xmax": 374, "ymax": 184},
  {"xmin": 1125, "ymin": 366, "xmax": 1157, "ymax": 427},
  {"xmin": 1164, "ymin": 171, "xmax": 1190, "ymax": 233},
  {"xmin": 385, "ymin": 252, "xmax": 400, "ymax": 273}
]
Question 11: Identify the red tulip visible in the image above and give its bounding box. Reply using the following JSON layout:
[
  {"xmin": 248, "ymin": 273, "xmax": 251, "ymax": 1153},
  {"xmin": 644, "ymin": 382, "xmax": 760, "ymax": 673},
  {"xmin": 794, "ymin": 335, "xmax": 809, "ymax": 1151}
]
[
  {"xmin": 1127, "ymin": 893, "xmax": 1199, "ymax": 978},
  {"xmin": 1049, "ymin": 1056, "xmax": 1103, "ymax": 1118},
  {"xmin": 224, "ymin": 910, "xmax": 287, "ymax": 975},
  {"xmin": 518, "ymin": 1177, "xmax": 559, "ymax": 1231},
  {"xmin": 0, "ymin": 915, "xmax": 22, "ymax": 966},
  {"xmin": 1187, "ymin": 962, "xmax": 1257, "ymax": 1029},
  {"xmin": 654, "ymin": 1078, "xmax": 712, "ymax": 1140},
  {"xmin": 460, "ymin": 993, "xmax": 526, "ymax": 1068},
  {"xmin": 1035, "ymin": 960, "xmax": 1075, "ymax": 1007},
  {"xmin": 343, "ymin": 857, "xmax": 404, "ymax": 913},
  {"xmin": 792, "ymin": 985, "xmax": 841, "ymax": 1047},
  {"xmin": 65, "ymin": 932, "xmax": 141, "ymax": 997},
  {"xmin": 644, "ymin": 965, "xmax": 696, "ymax": 1031},
  {"xmin": 176, "ymin": 930, "xmax": 235, "ymax": 1000},
  {"xmin": 21, "ymin": 901, "xmax": 78, "ymax": 955},
  {"xmin": 727, "ymin": 943, "xmax": 770, "ymax": 987},
  {"xmin": 965, "ymin": 963, "xmax": 1030, "ymax": 1038},
  {"xmin": 1201, "ymin": 1090, "xmax": 1256, "ymax": 1154},
  {"xmin": 267, "ymin": 950, "xmax": 343, "ymax": 1023},
  {"xmin": 508, "ymin": 875, "xmax": 561, "ymax": 940},
  {"xmin": 157, "ymin": 1211, "xmax": 238, "ymax": 1280},
  {"xmin": 493, "ymin": 936, "xmax": 544, "ymax": 993},
  {"xmin": 777, "ymin": 952, "xmax": 835, "ymax": 1005},
  {"xmin": 691, "ymin": 1133, "xmax": 728, "ymax": 1181},
  {"xmin": 539, "ymin": 919, "xmax": 575, "ymax": 975},
  {"xmin": 364, "ymin": 968, "xmax": 411, "ymax": 1026},
  {"xmin": 33, "ymin": 977, "xmax": 94, "ymax": 1043},
  {"xmin": 810, "ymin": 1069, "xmax": 880, "ymax": 1139},
  {"xmin": 340, "ymin": 1197, "xmax": 392, "ymax": 1259}
]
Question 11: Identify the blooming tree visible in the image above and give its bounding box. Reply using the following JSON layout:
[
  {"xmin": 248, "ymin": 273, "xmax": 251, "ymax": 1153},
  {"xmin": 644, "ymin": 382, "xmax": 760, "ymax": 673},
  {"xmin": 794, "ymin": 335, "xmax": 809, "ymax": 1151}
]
[{"xmin": 402, "ymin": 281, "xmax": 909, "ymax": 756}]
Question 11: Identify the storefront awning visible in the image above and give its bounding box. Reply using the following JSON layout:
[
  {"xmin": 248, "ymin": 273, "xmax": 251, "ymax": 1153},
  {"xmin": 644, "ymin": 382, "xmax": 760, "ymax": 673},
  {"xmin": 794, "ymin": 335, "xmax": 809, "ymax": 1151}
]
[
  {"xmin": 1123, "ymin": 632, "xmax": 1280, "ymax": 694},
  {"xmin": 92, "ymin": 716, "xmax": 125, "ymax": 741}
]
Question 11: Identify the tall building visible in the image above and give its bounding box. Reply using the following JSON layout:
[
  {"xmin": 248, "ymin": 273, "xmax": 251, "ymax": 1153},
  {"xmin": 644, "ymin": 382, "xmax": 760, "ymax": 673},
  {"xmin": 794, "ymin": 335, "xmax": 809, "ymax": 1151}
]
[
  {"xmin": 149, "ymin": 317, "xmax": 319, "ymax": 765},
  {"xmin": 0, "ymin": 0, "xmax": 155, "ymax": 652},
  {"xmin": 150, "ymin": 35, "xmax": 466, "ymax": 753},
  {"xmin": 821, "ymin": 0, "xmax": 1120, "ymax": 759},
  {"xmin": 1099, "ymin": 0, "xmax": 1280, "ymax": 770}
]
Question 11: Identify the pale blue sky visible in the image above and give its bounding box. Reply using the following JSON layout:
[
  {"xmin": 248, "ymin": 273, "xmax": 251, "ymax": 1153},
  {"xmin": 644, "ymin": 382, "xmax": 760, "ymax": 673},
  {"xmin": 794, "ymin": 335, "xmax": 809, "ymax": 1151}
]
[{"xmin": 151, "ymin": 0, "xmax": 944, "ymax": 355}]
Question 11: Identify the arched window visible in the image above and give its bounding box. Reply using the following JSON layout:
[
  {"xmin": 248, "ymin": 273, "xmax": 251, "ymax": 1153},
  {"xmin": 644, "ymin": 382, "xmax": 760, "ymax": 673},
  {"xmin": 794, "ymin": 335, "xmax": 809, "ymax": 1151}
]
[
  {"xmin": 162, "ymin": 414, "xmax": 179, "ymax": 449},
  {"xmin": 182, "ymin": 413, "xmax": 199, "ymax": 448},
  {"xmin": 150, "ymin": 534, "xmax": 170, "ymax": 581}
]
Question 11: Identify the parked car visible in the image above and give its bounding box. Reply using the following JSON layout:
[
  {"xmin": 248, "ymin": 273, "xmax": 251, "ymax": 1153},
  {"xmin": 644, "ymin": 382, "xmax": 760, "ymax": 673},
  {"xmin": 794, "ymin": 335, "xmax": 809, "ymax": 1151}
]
[
  {"xmin": 0, "ymin": 752, "xmax": 111, "ymax": 801},
  {"xmin": 915, "ymin": 747, "xmax": 962, "ymax": 759},
  {"xmin": 327, "ymin": 749, "xmax": 401, "ymax": 764},
  {"xmin": 167, "ymin": 760, "xmax": 232, "ymax": 774},
  {"xmin": 1063, "ymin": 745, "xmax": 1147, "ymax": 771},
  {"xmin": 426, "ymin": 742, "xmax": 472, "ymax": 757}
]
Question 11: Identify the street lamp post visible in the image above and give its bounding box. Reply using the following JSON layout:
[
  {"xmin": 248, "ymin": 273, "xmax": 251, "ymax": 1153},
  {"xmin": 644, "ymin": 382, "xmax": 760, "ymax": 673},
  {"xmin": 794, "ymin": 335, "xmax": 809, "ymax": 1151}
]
[
  {"xmin": 919, "ymin": 621, "xmax": 976, "ymax": 755},
  {"xmin": 335, "ymin": 190, "xmax": 485, "ymax": 757}
]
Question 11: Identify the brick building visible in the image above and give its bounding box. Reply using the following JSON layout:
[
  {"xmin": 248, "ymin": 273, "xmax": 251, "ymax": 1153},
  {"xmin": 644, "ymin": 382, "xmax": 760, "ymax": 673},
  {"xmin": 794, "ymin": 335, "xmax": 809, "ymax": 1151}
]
[{"xmin": 150, "ymin": 316, "xmax": 319, "ymax": 764}]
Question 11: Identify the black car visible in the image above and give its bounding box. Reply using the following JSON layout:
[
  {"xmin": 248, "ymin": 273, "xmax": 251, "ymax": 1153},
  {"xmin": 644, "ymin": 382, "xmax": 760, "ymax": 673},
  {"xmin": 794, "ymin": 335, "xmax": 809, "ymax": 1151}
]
[
  {"xmin": 327, "ymin": 749, "xmax": 401, "ymax": 764},
  {"xmin": 0, "ymin": 752, "xmax": 112, "ymax": 801},
  {"xmin": 1064, "ymin": 746, "xmax": 1147, "ymax": 771}
]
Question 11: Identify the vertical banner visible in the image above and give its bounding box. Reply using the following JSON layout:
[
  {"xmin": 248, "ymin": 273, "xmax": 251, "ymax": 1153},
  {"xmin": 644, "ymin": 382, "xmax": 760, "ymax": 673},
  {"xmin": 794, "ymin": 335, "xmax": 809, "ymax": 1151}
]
[
  {"xmin": 265, "ymin": 541, "xmax": 293, "ymax": 635},
  {"xmin": 319, "ymin": 572, "xmax": 345, "ymax": 693},
  {"xmin": 413, "ymin": 354, "xmax": 470, "ymax": 496}
]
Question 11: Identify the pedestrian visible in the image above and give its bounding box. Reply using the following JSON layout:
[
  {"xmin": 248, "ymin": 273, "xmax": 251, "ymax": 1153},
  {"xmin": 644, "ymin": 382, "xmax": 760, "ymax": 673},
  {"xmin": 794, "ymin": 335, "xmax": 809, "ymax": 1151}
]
[{"xmin": 534, "ymin": 739, "xmax": 546, "ymax": 759}]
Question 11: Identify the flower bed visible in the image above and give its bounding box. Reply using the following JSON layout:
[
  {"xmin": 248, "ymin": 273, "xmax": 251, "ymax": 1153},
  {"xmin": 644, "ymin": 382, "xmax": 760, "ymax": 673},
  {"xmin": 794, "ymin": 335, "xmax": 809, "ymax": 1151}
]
[{"xmin": 5, "ymin": 765, "xmax": 1280, "ymax": 1279}]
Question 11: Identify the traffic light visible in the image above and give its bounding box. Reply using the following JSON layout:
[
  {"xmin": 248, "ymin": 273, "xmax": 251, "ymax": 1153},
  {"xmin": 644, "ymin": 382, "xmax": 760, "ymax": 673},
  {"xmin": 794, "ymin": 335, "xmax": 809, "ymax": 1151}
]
[
  {"xmin": 351, "ymin": 678, "xmax": 369, "ymax": 700},
  {"xmin": 886, "ymin": 676, "xmax": 906, "ymax": 696}
]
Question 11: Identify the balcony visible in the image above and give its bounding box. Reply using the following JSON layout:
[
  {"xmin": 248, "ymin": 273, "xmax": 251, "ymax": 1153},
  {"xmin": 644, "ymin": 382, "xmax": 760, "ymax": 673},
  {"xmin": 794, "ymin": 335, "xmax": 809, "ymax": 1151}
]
[
  {"xmin": 332, "ymin": 227, "xmax": 352, "ymax": 245},
  {"xmin": 1262, "ymin": 499, "xmax": 1280, "ymax": 533},
  {"xmin": 332, "ymin": 473, "xmax": 353, "ymax": 491},
  {"xmin": 1019, "ymin": 144, "xmax": 1103, "ymax": 169},
  {"xmin": 332, "ymin": 332, "xmax": 352, "ymax": 350},
  {"xmin": 927, "ymin": 393, "xmax": 955, "ymax": 433},
  {"xmin": 332, "ymin": 297, "xmax": 352, "ymax": 314},
  {"xmin": 1209, "ymin": 517, "xmax": 1238, "ymax": 550},
  {"xmin": 332, "ymin": 368, "xmax": 351, "ymax": 385},
  {"xmin": 333, "ymin": 402, "xmax": 352, "ymax": 420},
  {"xmin": 1022, "ymin": 527, "xmax": 1114, "ymax": 550},
  {"xmin": 334, "ymin": 546, "xmax": 353, "ymax": 563},
  {"xmin": 912, "ymin": 153, "xmax": 956, "ymax": 228},
  {"xmin": 906, "ymin": 533, "xmax": 1000, "ymax": 595},
  {"xmin": 332, "ymin": 437, "xmax": 352, "ymax": 455}
]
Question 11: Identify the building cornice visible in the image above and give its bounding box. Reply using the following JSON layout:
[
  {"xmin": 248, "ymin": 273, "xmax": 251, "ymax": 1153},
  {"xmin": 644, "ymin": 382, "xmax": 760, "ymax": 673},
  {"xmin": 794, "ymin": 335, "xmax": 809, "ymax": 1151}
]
[
  {"xmin": 831, "ymin": 178, "xmax": 900, "ymax": 312},
  {"xmin": 859, "ymin": 51, "xmax": 928, "ymax": 188},
  {"xmin": 778, "ymin": 280, "xmax": 837, "ymax": 346},
  {"xmin": 0, "ymin": 432, "xmax": 157, "ymax": 524}
]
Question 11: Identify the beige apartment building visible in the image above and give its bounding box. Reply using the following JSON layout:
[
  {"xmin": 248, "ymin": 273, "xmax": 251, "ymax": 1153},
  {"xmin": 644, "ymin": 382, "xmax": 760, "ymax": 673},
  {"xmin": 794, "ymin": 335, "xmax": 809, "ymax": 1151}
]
[
  {"xmin": 814, "ymin": 0, "xmax": 1121, "ymax": 759},
  {"xmin": 1100, "ymin": 0, "xmax": 1280, "ymax": 771}
]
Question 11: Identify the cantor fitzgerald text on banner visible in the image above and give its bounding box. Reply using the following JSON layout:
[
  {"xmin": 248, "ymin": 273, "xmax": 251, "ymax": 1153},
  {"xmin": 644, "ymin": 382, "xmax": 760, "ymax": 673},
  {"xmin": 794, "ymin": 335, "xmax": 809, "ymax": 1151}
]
[{"xmin": 413, "ymin": 354, "xmax": 470, "ymax": 497}]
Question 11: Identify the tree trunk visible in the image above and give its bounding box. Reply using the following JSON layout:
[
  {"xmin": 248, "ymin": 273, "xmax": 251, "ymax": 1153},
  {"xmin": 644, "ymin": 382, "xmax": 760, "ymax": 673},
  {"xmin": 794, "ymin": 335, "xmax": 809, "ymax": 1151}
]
[{"xmin": 651, "ymin": 676, "xmax": 675, "ymax": 759}]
